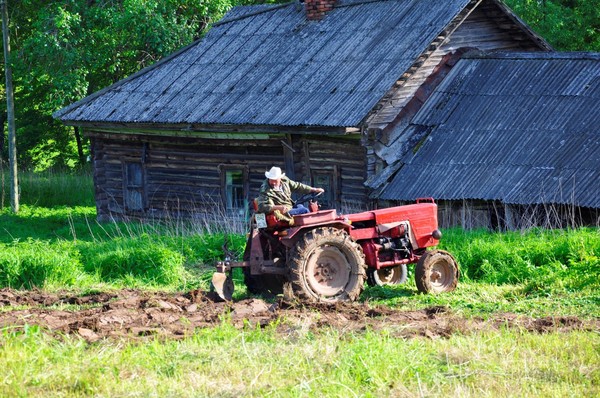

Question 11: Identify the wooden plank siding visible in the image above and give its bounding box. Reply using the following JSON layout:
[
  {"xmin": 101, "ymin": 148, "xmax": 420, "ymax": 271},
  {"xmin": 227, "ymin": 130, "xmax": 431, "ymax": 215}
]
[
  {"xmin": 89, "ymin": 131, "xmax": 367, "ymax": 221},
  {"xmin": 90, "ymin": 132, "xmax": 284, "ymax": 220},
  {"xmin": 366, "ymin": 5, "xmax": 544, "ymax": 132},
  {"xmin": 292, "ymin": 135, "xmax": 368, "ymax": 212}
]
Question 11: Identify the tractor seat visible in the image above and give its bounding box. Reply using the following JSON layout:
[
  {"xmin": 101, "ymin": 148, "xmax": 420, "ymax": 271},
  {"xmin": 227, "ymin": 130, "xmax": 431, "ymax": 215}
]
[{"xmin": 252, "ymin": 198, "xmax": 292, "ymax": 229}]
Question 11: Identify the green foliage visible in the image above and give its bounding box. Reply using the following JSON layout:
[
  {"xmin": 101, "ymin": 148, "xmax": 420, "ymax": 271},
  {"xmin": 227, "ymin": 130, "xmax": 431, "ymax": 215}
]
[
  {"xmin": 0, "ymin": 200, "xmax": 598, "ymax": 307},
  {"xmin": 0, "ymin": 205, "xmax": 97, "ymax": 242},
  {"xmin": 438, "ymin": 227, "xmax": 600, "ymax": 296},
  {"xmin": 0, "ymin": 239, "xmax": 87, "ymax": 288},
  {"xmin": 77, "ymin": 236, "xmax": 186, "ymax": 286},
  {"xmin": 0, "ymin": 203, "xmax": 247, "ymax": 290},
  {"xmin": 4, "ymin": 0, "xmax": 246, "ymax": 170},
  {"xmin": 505, "ymin": 0, "xmax": 600, "ymax": 51}
]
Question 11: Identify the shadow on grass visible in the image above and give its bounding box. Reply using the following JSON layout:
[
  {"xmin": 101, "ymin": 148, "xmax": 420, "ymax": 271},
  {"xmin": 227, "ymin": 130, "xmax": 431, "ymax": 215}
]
[{"xmin": 361, "ymin": 284, "xmax": 417, "ymax": 302}]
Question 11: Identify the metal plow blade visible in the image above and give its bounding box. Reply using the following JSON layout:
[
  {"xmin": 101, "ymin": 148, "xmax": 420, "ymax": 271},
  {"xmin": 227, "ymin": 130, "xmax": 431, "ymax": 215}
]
[{"xmin": 211, "ymin": 272, "xmax": 234, "ymax": 301}]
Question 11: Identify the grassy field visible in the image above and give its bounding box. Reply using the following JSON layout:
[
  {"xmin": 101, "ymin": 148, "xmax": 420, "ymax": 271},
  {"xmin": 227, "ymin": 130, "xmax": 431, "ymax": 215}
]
[
  {"xmin": 1, "ymin": 325, "xmax": 597, "ymax": 397},
  {"xmin": 0, "ymin": 170, "xmax": 598, "ymax": 397}
]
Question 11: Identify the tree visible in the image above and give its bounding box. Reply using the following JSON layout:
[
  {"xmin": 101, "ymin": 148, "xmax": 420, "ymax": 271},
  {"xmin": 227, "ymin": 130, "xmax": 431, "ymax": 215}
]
[
  {"xmin": 505, "ymin": 0, "xmax": 600, "ymax": 51},
  {"xmin": 1, "ymin": 0, "xmax": 18, "ymax": 212},
  {"xmin": 4, "ymin": 0, "xmax": 242, "ymax": 171}
]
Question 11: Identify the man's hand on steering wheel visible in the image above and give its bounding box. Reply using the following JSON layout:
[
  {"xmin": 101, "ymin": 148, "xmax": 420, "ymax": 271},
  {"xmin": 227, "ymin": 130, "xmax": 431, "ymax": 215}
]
[{"xmin": 294, "ymin": 189, "xmax": 324, "ymax": 206}]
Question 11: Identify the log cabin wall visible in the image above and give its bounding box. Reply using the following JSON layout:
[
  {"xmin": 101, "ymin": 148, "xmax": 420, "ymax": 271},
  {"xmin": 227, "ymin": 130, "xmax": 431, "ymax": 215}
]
[
  {"xmin": 436, "ymin": 200, "xmax": 600, "ymax": 231},
  {"xmin": 292, "ymin": 135, "xmax": 368, "ymax": 212},
  {"xmin": 89, "ymin": 131, "xmax": 368, "ymax": 221},
  {"xmin": 89, "ymin": 131, "xmax": 285, "ymax": 221}
]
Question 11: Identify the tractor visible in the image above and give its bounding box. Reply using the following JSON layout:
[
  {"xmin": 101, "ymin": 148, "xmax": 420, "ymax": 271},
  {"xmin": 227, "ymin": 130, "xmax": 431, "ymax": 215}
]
[{"xmin": 211, "ymin": 193, "xmax": 459, "ymax": 302}]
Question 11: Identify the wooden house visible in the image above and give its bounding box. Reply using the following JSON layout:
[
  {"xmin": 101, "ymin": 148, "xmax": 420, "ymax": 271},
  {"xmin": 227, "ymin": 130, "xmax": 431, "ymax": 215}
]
[
  {"xmin": 374, "ymin": 52, "xmax": 600, "ymax": 229},
  {"xmin": 54, "ymin": 0, "xmax": 550, "ymax": 221}
]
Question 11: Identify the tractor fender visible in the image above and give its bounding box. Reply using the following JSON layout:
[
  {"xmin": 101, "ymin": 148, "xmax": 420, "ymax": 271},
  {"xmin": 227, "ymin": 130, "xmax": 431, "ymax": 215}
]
[{"xmin": 281, "ymin": 221, "xmax": 352, "ymax": 248}]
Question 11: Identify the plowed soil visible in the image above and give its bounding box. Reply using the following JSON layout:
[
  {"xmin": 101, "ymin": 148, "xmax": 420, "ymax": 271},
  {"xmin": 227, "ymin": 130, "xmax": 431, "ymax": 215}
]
[{"xmin": 0, "ymin": 288, "xmax": 597, "ymax": 343}]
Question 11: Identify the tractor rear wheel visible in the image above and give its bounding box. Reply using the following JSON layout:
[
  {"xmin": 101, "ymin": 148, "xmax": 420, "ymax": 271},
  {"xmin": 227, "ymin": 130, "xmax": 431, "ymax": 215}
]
[
  {"xmin": 415, "ymin": 250, "xmax": 459, "ymax": 294},
  {"xmin": 288, "ymin": 227, "xmax": 366, "ymax": 303},
  {"xmin": 367, "ymin": 264, "xmax": 407, "ymax": 286}
]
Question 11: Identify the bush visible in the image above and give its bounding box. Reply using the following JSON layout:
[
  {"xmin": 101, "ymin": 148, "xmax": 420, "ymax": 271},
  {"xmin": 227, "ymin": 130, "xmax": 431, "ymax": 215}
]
[
  {"xmin": 77, "ymin": 236, "xmax": 186, "ymax": 286},
  {"xmin": 0, "ymin": 240, "xmax": 86, "ymax": 288},
  {"xmin": 439, "ymin": 227, "xmax": 600, "ymax": 293}
]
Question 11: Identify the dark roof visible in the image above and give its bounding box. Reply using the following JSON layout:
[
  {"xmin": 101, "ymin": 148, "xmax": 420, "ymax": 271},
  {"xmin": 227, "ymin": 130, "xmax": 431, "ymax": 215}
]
[
  {"xmin": 55, "ymin": 0, "xmax": 476, "ymax": 128},
  {"xmin": 377, "ymin": 52, "xmax": 600, "ymax": 208}
]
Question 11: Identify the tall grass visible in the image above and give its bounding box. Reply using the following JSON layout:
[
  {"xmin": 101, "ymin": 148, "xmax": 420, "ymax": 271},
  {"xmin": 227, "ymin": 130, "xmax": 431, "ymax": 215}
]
[
  {"xmin": 0, "ymin": 240, "xmax": 89, "ymax": 289},
  {"xmin": 0, "ymin": 167, "xmax": 95, "ymax": 208},
  {"xmin": 439, "ymin": 227, "xmax": 600, "ymax": 294},
  {"xmin": 0, "ymin": 203, "xmax": 598, "ymax": 318},
  {"xmin": 0, "ymin": 168, "xmax": 598, "ymax": 313},
  {"xmin": 0, "ymin": 205, "xmax": 249, "ymax": 291}
]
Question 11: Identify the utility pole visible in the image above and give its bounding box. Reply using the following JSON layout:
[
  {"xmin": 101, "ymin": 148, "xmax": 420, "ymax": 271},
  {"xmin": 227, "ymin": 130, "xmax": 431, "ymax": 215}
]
[{"xmin": 1, "ymin": 0, "xmax": 18, "ymax": 213}]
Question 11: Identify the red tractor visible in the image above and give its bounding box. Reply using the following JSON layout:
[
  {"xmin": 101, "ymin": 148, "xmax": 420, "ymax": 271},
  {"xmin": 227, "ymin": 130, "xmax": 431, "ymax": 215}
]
[{"xmin": 212, "ymin": 194, "xmax": 459, "ymax": 302}]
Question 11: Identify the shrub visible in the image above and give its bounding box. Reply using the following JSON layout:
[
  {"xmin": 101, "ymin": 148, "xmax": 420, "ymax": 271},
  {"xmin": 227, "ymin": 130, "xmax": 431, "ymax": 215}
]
[
  {"xmin": 0, "ymin": 240, "xmax": 86, "ymax": 288},
  {"xmin": 440, "ymin": 227, "xmax": 600, "ymax": 293},
  {"xmin": 77, "ymin": 236, "xmax": 186, "ymax": 286}
]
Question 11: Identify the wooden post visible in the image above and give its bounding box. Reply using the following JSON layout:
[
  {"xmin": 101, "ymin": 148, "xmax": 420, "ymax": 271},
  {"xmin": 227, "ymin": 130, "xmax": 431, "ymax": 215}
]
[{"xmin": 1, "ymin": 0, "xmax": 18, "ymax": 213}]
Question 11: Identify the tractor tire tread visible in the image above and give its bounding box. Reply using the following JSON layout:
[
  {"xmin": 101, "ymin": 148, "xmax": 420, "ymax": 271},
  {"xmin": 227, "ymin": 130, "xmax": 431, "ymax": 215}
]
[{"xmin": 287, "ymin": 227, "xmax": 366, "ymax": 303}]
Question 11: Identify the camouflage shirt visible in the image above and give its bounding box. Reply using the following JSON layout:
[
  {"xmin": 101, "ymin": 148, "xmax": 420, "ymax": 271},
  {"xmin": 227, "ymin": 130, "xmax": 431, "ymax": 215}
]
[{"xmin": 257, "ymin": 177, "xmax": 313, "ymax": 213}]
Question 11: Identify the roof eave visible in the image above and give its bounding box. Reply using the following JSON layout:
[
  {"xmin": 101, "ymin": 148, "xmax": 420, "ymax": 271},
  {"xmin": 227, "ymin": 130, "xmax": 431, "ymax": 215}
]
[{"xmin": 61, "ymin": 121, "xmax": 359, "ymax": 136}]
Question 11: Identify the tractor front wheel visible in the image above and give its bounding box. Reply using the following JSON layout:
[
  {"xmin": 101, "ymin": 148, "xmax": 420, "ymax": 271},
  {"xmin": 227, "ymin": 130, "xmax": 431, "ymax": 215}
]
[
  {"xmin": 288, "ymin": 227, "xmax": 366, "ymax": 303},
  {"xmin": 367, "ymin": 264, "xmax": 408, "ymax": 286},
  {"xmin": 415, "ymin": 250, "xmax": 459, "ymax": 294}
]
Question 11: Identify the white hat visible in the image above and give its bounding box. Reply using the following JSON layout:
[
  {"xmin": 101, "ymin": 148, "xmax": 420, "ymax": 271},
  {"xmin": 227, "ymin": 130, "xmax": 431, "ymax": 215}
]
[{"xmin": 265, "ymin": 166, "xmax": 285, "ymax": 179}]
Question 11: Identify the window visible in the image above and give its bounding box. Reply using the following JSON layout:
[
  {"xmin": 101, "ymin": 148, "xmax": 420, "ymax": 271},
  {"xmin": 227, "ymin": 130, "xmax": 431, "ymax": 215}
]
[
  {"xmin": 312, "ymin": 172, "xmax": 334, "ymax": 209},
  {"xmin": 123, "ymin": 162, "xmax": 145, "ymax": 211},
  {"xmin": 219, "ymin": 165, "xmax": 248, "ymax": 216},
  {"xmin": 225, "ymin": 169, "xmax": 245, "ymax": 210}
]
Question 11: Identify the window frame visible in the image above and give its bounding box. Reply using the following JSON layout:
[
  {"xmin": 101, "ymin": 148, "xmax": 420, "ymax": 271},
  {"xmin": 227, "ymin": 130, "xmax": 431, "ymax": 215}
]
[
  {"xmin": 122, "ymin": 160, "xmax": 146, "ymax": 212},
  {"xmin": 311, "ymin": 166, "xmax": 339, "ymax": 210},
  {"xmin": 219, "ymin": 165, "xmax": 249, "ymax": 212}
]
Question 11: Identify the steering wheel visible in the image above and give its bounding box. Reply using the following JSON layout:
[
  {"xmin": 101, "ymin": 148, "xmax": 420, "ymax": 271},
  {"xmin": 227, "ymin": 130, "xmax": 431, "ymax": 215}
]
[{"xmin": 294, "ymin": 191, "xmax": 323, "ymax": 206}]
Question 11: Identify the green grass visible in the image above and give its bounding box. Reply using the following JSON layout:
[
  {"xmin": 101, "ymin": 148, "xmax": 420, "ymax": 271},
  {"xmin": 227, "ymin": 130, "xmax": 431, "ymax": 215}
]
[
  {"xmin": 0, "ymin": 198, "xmax": 598, "ymax": 397},
  {"xmin": 363, "ymin": 282, "xmax": 600, "ymax": 319},
  {"xmin": 437, "ymin": 228, "xmax": 600, "ymax": 306},
  {"xmin": 0, "ymin": 324, "xmax": 597, "ymax": 397},
  {"xmin": 1, "ymin": 168, "xmax": 95, "ymax": 208},
  {"xmin": 0, "ymin": 205, "xmax": 247, "ymax": 291},
  {"xmin": 0, "ymin": 206, "xmax": 598, "ymax": 317}
]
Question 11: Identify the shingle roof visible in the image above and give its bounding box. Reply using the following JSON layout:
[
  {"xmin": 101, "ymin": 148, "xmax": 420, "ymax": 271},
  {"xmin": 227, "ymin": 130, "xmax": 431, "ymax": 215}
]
[
  {"xmin": 55, "ymin": 0, "xmax": 474, "ymax": 128},
  {"xmin": 377, "ymin": 52, "xmax": 600, "ymax": 208}
]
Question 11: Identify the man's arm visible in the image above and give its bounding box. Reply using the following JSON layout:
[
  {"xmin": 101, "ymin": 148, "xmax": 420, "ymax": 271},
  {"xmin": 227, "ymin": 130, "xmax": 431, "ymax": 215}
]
[
  {"xmin": 288, "ymin": 179, "xmax": 323, "ymax": 195},
  {"xmin": 257, "ymin": 190, "xmax": 292, "ymax": 214},
  {"xmin": 289, "ymin": 180, "xmax": 325, "ymax": 194}
]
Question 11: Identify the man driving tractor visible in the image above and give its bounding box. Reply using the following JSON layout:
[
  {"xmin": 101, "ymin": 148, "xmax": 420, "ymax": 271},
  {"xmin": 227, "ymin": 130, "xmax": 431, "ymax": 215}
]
[
  {"xmin": 257, "ymin": 166, "xmax": 324, "ymax": 222},
  {"xmin": 212, "ymin": 166, "xmax": 458, "ymax": 302}
]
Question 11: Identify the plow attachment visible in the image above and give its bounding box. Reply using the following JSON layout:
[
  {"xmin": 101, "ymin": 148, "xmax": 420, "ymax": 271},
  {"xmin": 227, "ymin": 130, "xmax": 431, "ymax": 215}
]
[
  {"xmin": 211, "ymin": 271, "xmax": 234, "ymax": 301},
  {"xmin": 210, "ymin": 235, "xmax": 237, "ymax": 301}
]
